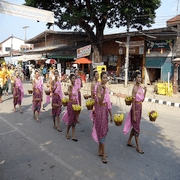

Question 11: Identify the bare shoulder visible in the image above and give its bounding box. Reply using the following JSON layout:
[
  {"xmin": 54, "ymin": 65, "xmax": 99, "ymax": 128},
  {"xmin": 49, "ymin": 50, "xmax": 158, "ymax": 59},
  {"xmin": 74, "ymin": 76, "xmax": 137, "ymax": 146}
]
[{"xmin": 132, "ymin": 85, "xmax": 138, "ymax": 93}]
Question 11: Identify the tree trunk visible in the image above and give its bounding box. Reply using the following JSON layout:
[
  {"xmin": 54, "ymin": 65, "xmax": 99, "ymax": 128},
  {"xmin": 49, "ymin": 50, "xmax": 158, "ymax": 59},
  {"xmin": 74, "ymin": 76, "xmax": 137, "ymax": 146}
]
[{"xmin": 92, "ymin": 45, "xmax": 102, "ymax": 63}]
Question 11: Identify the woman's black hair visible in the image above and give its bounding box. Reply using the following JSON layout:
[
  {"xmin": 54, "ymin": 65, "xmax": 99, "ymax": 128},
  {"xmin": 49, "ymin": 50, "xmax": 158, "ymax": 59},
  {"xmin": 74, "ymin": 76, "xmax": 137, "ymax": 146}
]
[
  {"xmin": 133, "ymin": 70, "xmax": 141, "ymax": 79},
  {"xmin": 54, "ymin": 69, "xmax": 59, "ymax": 73},
  {"xmin": 93, "ymin": 70, "xmax": 98, "ymax": 77},
  {"xmin": 35, "ymin": 69, "xmax": 39, "ymax": 74},
  {"xmin": 70, "ymin": 73, "xmax": 75, "ymax": 80},
  {"xmin": 101, "ymin": 71, "xmax": 107, "ymax": 79},
  {"xmin": 74, "ymin": 69, "xmax": 78, "ymax": 73}
]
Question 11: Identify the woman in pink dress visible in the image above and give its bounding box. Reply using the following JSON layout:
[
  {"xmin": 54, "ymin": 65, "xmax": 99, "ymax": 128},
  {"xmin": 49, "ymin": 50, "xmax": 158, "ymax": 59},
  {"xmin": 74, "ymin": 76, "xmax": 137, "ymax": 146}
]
[
  {"xmin": 51, "ymin": 70, "xmax": 63, "ymax": 132},
  {"xmin": 13, "ymin": 70, "xmax": 24, "ymax": 113},
  {"xmin": 32, "ymin": 70, "xmax": 43, "ymax": 122},
  {"xmin": 74, "ymin": 69, "xmax": 82, "ymax": 123},
  {"xmin": 62, "ymin": 74, "xmax": 79, "ymax": 141},
  {"xmin": 93, "ymin": 72, "xmax": 112, "ymax": 163},
  {"xmin": 90, "ymin": 70, "xmax": 99, "ymax": 121},
  {"xmin": 123, "ymin": 71, "xmax": 147, "ymax": 154}
]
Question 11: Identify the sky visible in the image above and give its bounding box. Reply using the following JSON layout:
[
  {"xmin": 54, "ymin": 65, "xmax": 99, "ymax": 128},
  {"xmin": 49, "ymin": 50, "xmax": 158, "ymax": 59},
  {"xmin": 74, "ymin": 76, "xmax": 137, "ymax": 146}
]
[{"xmin": 0, "ymin": 0, "xmax": 179, "ymax": 42}]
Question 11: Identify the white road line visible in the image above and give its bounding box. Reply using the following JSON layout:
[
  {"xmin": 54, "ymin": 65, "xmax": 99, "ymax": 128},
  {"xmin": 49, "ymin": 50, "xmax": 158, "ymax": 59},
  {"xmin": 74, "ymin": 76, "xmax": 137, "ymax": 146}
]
[
  {"xmin": 0, "ymin": 116, "xmax": 90, "ymax": 180},
  {"xmin": 0, "ymin": 129, "xmax": 17, "ymax": 136}
]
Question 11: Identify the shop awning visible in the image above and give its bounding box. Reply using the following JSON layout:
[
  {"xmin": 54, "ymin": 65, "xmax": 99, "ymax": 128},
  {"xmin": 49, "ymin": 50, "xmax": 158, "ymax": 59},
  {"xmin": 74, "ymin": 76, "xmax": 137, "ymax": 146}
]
[
  {"xmin": 12, "ymin": 54, "xmax": 46, "ymax": 62},
  {"xmin": 146, "ymin": 57, "xmax": 166, "ymax": 68},
  {"xmin": 26, "ymin": 45, "xmax": 67, "ymax": 53},
  {"xmin": 172, "ymin": 58, "xmax": 180, "ymax": 63},
  {"xmin": 48, "ymin": 55, "xmax": 76, "ymax": 59}
]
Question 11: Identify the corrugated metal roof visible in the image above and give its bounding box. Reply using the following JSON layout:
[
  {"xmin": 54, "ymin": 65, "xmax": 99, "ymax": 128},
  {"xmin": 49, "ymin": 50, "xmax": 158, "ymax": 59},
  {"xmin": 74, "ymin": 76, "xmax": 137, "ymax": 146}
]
[
  {"xmin": 167, "ymin": 15, "xmax": 180, "ymax": 26},
  {"xmin": 26, "ymin": 45, "xmax": 67, "ymax": 53}
]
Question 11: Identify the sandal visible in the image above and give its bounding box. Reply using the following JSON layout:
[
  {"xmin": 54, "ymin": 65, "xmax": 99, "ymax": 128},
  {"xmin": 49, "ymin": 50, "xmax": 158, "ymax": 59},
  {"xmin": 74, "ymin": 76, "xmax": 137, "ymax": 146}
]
[
  {"xmin": 57, "ymin": 129, "xmax": 62, "ymax": 132},
  {"xmin": 98, "ymin": 154, "xmax": 108, "ymax": 157},
  {"xmin": 102, "ymin": 157, "xmax": 107, "ymax": 163},
  {"xmin": 72, "ymin": 138, "xmax": 78, "ymax": 141},
  {"xmin": 66, "ymin": 135, "xmax": 70, "ymax": 139},
  {"xmin": 127, "ymin": 143, "xmax": 135, "ymax": 148},
  {"xmin": 136, "ymin": 148, "xmax": 144, "ymax": 154}
]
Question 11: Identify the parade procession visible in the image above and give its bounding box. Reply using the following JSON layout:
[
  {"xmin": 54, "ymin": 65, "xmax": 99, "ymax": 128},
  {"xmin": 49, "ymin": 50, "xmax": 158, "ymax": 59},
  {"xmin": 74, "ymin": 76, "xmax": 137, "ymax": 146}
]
[{"xmin": 0, "ymin": 0, "xmax": 180, "ymax": 180}]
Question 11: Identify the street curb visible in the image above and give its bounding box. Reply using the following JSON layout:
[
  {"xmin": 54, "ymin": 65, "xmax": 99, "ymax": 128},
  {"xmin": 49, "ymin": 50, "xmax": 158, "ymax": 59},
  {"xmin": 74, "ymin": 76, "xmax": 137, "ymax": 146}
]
[{"xmin": 144, "ymin": 97, "xmax": 180, "ymax": 108}]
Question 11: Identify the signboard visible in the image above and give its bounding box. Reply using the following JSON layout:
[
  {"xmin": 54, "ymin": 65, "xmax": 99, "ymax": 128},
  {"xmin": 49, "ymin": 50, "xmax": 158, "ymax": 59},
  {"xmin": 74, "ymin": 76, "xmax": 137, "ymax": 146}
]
[
  {"xmin": 147, "ymin": 40, "xmax": 174, "ymax": 51},
  {"xmin": 77, "ymin": 45, "xmax": 91, "ymax": 58},
  {"xmin": 129, "ymin": 48, "xmax": 136, "ymax": 54},
  {"xmin": 0, "ymin": 1, "xmax": 54, "ymax": 23},
  {"xmin": 121, "ymin": 40, "xmax": 144, "ymax": 47},
  {"xmin": 139, "ymin": 47, "xmax": 144, "ymax": 54}
]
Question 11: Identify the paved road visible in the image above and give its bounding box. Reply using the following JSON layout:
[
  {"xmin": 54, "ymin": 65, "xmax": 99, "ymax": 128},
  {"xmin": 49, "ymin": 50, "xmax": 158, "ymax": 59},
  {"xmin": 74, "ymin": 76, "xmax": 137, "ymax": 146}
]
[{"xmin": 0, "ymin": 82, "xmax": 180, "ymax": 180}]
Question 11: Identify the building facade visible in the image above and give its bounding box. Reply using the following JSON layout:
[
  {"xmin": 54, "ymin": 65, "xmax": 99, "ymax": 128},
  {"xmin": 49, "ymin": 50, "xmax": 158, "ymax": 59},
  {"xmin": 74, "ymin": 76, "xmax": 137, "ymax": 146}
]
[{"xmin": 0, "ymin": 36, "xmax": 32, "ymax": 56}]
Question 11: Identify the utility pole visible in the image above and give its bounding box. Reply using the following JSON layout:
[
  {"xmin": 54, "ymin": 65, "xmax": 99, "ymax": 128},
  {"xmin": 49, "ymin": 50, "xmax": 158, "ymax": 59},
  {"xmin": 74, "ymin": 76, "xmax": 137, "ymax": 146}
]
[
  {"xmin": 11, "ymin": 34, "xmax": 13, "ymax": 63},
  {"xmin": 22, "ymin": 26, "xmax": 29, "ymax": 53},
  {"xmin": 124, "ymin": 17, "xmax": 130, "ymax": 87}
]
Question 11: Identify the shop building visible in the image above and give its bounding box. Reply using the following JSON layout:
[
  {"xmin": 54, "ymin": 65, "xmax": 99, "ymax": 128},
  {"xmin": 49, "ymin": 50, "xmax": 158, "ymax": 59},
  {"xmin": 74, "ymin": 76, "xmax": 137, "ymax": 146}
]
[
  {"xmin": 144, "ymin": 27, "xmax": 177, "ymax": 84},
  {"xmin": 102, "ymin": 27, "xmax": 177, "ymax": 84},
  {"xmin": 25, "ymin": 30, "xmax": 89, "ymax": 72},
  {"xmin": 167, "ymin": 14, "xmax": 180, "ymax": 93},
  {"xmin": 102, "ymin": 33, "xmax": 146, "ymax": 82}
]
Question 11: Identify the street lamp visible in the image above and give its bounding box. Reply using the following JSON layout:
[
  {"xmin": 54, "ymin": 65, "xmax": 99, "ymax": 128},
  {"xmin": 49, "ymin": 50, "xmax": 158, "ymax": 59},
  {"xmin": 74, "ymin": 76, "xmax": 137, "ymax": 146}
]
[{"xmin": 22, "ymin": 26, "xmax": 29, "ymax": 53}]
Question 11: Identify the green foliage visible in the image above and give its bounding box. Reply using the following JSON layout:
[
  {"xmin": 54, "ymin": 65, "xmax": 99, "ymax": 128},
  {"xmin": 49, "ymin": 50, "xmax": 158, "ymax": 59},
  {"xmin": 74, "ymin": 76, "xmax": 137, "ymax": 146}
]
[
  {"xmin": 24, "ymin": 0, "xmax": 161, "ymax": 60},
  {"xmin": 24, "ymin": 0, "xmax": 161, "ymax": 33}
]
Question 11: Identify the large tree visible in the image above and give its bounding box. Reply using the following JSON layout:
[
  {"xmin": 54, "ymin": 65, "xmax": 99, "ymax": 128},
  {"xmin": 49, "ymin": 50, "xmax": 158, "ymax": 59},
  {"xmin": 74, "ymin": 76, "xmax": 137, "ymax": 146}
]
[{"xmin": 25, "ymin": 0, "xmax": 161, "ymax": 62}]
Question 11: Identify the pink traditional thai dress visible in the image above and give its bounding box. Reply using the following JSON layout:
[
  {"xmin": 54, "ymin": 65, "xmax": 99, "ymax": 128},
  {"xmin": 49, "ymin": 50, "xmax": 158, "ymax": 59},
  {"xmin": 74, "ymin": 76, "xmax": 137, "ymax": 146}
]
[
  {"xmin": 123, "ymin": 86, "xmax": 145, "ymax": 136},
  {"xmin": 90, "ymin": 81, "xmax": 100, "ymax": 121},
  {"xmin": 46, "ymin": 74, "xmax": 55, "ymax": 104},
  {"xmin": 92, "ymin": 86, "xmax": 112, "ymax": 143},
  {"xmin": 13, "ymin": 78, "xmax": 24, "ymax": 106},
  {"xmin": 52, "ymin": 80, "xmax": 63, "ymax": 117},
  {"xmin": 32, "ymin": 78, "xmax": 43, "ymax": 113},
  {"xmin": 75, "ymin": 77, "xmax": 82, "ymax": 105},
  {"xmin": 62, "ymin": 85, "xmax": 79, "ymax": 126}
]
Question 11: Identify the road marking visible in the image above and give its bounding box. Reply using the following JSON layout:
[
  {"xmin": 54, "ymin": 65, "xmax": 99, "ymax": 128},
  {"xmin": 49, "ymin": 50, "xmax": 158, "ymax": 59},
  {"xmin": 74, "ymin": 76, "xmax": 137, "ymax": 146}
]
[
  {"xmin": 142, "ymin": 130, "xmax": 171, "ymax": 141},
  {"xmin": 0, "ymin": 129, "xmax": 17, "ymax": 136},
  {"xmin": 0, "ymin": 116, "xmax": 90, "ymax": 180}
]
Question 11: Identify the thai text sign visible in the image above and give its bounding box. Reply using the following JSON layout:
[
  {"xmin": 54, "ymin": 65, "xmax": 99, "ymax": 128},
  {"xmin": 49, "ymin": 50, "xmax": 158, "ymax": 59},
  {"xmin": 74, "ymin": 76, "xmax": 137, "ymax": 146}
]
[
  {"xmin": 148, "ymin": 40, "xmax": 174, "ymax": 51},
  {"xmin": 0, "ymin": 1, "xmax": 54, "ymax": 23},
  {"xmin": 77, "ymin": 45, "xmax": 91, "ymax": 58}
]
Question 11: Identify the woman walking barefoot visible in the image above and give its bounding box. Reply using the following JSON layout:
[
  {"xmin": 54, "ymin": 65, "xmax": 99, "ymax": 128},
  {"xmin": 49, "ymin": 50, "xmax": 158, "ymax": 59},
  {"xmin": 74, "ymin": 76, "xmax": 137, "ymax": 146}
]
[
  {"xmin": 51, "ymin": 70, "xmax": 63, "ymax": 132},
  {"xmin": 62, "ymin": 74, "xmax": 79, "ymax": 141},
  {"xmin": 32, "ymin": 70, "xmax": 43, "ymax": 122},
  {"xmin": 13, "ymin": 70, "xmax": 24, "ymax": 113},
  {"xmin": 74, "ymin": 69, "xmax": 82, "ymax": 124},
  {"xmin": 93, "ymin": 72, "xmax": 113, "ymax": 163},
  {"xmin": 123, "ymin": 71, "xmax": 147, "ymax": 154}
]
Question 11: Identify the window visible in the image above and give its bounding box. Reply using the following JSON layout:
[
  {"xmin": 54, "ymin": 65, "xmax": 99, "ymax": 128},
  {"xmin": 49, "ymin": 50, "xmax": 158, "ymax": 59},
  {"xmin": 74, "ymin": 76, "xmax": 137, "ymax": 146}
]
[{"xmin": 5, "ymin": 47, "xmax": 11, "ymax": 51}]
